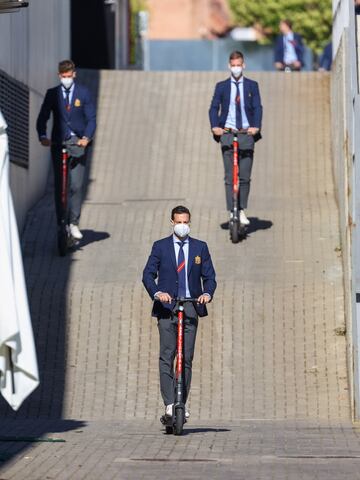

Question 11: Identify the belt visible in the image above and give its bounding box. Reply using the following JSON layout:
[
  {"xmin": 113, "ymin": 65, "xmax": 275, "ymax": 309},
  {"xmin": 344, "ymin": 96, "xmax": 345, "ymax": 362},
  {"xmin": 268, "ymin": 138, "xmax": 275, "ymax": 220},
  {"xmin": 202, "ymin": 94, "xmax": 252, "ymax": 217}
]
[{"xmin": 224, "ymin": 128, "xmax": 248, "ymax": 134}]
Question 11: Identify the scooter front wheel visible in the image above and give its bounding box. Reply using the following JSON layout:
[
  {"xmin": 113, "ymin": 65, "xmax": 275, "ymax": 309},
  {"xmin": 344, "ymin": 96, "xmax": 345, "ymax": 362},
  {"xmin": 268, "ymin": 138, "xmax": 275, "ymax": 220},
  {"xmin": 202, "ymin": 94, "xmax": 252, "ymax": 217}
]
[
  {"xmin": 57, "ymin": 226, "xmax": 68, "ymax": 256},
  {"xmin": 174, "ymin": 407, "xmax": 184, "ymax": 435},
  {"xmin": 230, "ymin": 219, "xmax": 240, "ymax": 244}
]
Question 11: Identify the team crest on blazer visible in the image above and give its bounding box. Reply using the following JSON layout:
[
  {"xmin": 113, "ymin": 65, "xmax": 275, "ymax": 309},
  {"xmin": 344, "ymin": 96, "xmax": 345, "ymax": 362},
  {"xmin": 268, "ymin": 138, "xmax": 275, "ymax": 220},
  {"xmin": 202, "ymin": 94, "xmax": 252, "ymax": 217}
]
[
  {"xmin": 195, "ymin": 256, "xmax": 201, "ymax": 264},
  {"xmin": 74, "ymin": 99, "xmax": 81, "ymax": 107}
]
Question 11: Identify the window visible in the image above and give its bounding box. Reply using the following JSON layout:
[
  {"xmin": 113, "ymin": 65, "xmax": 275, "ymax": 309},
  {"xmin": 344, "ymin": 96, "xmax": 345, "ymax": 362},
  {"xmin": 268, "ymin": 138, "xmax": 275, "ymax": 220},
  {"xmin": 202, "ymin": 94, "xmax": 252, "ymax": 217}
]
[{"xmin": 0, "ymin": 69, "xmax": 29, "ymax": 168}]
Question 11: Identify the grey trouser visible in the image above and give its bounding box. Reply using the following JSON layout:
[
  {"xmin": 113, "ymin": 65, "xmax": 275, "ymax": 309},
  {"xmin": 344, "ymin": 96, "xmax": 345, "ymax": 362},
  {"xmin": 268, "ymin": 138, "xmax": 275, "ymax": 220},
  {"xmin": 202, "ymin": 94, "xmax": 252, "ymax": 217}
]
[
  {"xmin": 51, "ymin": 146, "xmax": 86, "ymax": 226},
  {"xmin": 221, "ymin": 132, "xmax": 255, "ymax": 211},
  {"xmin": 157, "ymin": 301, "xmax": 198, "ymax": 406}
]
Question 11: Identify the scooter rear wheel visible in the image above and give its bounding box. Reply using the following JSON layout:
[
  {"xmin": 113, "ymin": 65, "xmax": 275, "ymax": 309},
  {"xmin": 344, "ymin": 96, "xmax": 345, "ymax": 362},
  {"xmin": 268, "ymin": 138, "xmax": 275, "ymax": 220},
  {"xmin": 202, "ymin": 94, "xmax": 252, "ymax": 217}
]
[
  {"xmin": 174, "ymin": 408, "xmax": 184, "ymax": 435},
  {"xmin": 230, "ymin": 219, "xmax": 240, "ymax": 244}
]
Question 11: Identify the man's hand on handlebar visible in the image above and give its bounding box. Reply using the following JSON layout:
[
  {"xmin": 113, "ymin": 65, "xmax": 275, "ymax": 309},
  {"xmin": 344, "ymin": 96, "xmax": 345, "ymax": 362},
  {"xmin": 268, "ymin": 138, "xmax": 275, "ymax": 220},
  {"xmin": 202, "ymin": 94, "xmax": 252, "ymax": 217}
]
[
  {"xmin": 247, "ymin": 127, "xmax": 259, "ymax": 136},
  {"xmin": 78, "ymin": 137, "xmax": 90, "ymax": 148},
  {"xmin": 154, "ymin": 293, "xmax": 211, "ymax": 304},
  {"xmin": 212, "ymin": 127, "xmax": 224, "ymax": 136},
  {"xmin": 197, "ymin": 294, "xmax": 211, "ymax": 304},
  {"xmin": 40, "ymin": 138, "xmax": 51, "ymax": 147},
  {"xmin": 155, "ymin": 292, "xmax": 173, "ymax": 303}
]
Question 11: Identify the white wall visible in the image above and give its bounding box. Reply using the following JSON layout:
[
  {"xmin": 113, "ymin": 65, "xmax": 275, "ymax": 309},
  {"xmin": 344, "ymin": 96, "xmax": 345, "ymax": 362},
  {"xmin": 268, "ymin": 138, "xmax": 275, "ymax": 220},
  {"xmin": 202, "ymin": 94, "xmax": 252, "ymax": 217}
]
[
  {"xmin": 331, "ymin": 0, "xmax": 360, "ymax": 419},
  {"xmin": 0, "ymin": 0, "xmax": 70, "ymax": 229}
]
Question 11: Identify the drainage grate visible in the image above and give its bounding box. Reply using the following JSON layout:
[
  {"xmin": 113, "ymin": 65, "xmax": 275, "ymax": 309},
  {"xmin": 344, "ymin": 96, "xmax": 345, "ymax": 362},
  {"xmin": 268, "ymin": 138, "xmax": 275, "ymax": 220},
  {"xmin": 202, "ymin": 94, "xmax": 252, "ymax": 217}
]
[
  {"xmin": 0, "ymin": 69, "xmax": 29, "ymax": 168},
  {"xmin": 131, "ymin": 458, "xmax": 217, "ymax": 462},
  {"xmin": 278, "ymin": 455, "xmax": 360, "ymax": 459},
  {"xmin": 113, "ymin": 458, "xmax": 218, "ymax": 463}
]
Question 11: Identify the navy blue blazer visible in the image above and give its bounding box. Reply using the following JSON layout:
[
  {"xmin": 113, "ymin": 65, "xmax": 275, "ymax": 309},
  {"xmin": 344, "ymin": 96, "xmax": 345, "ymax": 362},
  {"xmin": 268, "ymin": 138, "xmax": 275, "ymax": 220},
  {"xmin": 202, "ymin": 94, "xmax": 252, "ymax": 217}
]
[
  {"xmin": 319, "ymin": 42, "xmax": 332, "ymax": 71},
  {"xmin": 36, "ymin": 83, "xmax": 96, "ymax": 143},
  {"xmin": 142, "ymin": 235, "xmax": 217, "ymax": 318},
  {"xmin": 208, "ymin": 77, "xmax": 263, "ymax": 142},
  {"xmin": 274, "ymin": 33, "xmax": 305, "ymax": 66}
]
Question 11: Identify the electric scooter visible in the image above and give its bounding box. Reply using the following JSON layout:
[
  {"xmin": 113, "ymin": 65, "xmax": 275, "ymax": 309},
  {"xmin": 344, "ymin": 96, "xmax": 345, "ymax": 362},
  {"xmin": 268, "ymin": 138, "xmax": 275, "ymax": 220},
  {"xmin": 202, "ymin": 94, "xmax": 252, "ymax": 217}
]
[
  {"xmin": 160, "ymin": 297, "xmax": 198, "ymax": 436},
  {"xmin": 229, "ymin": 130, "xmax": 247, "ymax": 244},
  {"xmin": 57, "ymin": 147, "xmax": 78, "ymax": 256}
]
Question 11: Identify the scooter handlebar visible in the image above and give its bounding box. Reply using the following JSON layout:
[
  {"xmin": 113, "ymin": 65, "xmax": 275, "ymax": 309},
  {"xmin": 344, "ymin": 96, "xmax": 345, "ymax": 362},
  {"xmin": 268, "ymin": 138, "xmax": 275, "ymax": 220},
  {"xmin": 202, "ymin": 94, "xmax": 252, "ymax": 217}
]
[
  {"xmin": 173, "ymin": 297, "xmax": 200, "ymax": 303},
  {"xmin": 224, "ymin": 128, "xmax": 249, "ymax": 134},
  {"xmin": 154, "ymin": 295, "xmax": 204, "ymax": 303}
]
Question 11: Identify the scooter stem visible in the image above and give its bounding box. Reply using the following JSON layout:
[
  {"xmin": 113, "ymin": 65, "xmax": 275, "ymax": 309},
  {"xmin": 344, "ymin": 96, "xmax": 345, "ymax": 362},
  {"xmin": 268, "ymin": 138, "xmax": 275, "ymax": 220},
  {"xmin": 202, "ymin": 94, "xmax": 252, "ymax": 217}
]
[
  {"xmin": 176, "ymin": 306, "xmax": 184, "ymax": 404},
  {"xmin": 233, "ymin": 133, "xmax": 239, "ymax": 214}
]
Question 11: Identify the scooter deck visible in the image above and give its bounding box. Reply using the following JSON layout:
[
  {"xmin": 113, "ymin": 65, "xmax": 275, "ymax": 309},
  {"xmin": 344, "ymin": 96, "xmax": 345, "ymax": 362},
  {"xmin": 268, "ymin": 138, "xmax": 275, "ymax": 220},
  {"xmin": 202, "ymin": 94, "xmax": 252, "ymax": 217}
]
[
  {"xmin": 160, "ymin": 414, "xmax": 187, "ymax": 426},
  {"xmin": 160, "ymin": 415, "xmax": 173, "ymax": 426}
]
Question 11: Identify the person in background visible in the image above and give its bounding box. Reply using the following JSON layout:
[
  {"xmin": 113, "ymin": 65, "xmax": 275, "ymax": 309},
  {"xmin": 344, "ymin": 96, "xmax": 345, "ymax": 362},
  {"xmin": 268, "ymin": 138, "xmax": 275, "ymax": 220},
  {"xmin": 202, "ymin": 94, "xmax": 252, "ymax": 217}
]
[
  {"xmin": 36, "ymin": 60, "xmax": 96, "ymax": 240},
  {"xmin": 208, "ymin": 51, "xmax": 263, "ymax": 227},
  {"xmin": 274, "ymin": 20, "xmax": 305, "ymax": 71}
]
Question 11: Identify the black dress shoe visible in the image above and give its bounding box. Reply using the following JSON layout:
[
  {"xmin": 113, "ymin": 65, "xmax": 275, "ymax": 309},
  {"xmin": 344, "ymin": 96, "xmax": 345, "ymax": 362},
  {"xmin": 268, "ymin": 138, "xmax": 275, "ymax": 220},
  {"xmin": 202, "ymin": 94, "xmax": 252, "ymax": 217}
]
[{"xmin": 220, "ymin": 221, "xmax": 230, "ymax": 230}]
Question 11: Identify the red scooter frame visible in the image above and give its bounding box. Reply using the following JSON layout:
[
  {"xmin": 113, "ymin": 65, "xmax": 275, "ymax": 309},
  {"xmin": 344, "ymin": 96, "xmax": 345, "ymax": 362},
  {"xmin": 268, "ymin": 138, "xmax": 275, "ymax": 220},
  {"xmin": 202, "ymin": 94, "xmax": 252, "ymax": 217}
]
[
  {"xmin": 61, "ymin": 148, "xmax": 69, "ymax": 214},
  {"xmin": 57, "ymin": 147, "xmax": 77, "ymax": 256},
  {"xmin": 161, "ymin": 297, "xmax": 198, "ymax": 436},
  {"xmin": 229, "ymin": 130, "xmax": 247, "ymax": 243}
]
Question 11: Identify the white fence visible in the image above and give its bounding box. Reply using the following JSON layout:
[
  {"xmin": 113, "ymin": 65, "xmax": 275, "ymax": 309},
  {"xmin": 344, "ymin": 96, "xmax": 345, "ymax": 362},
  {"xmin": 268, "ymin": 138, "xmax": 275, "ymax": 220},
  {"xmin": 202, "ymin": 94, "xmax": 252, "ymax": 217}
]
[{"xmin": 332, "ymin": 0, "xmax": 360, "ymax": 419}]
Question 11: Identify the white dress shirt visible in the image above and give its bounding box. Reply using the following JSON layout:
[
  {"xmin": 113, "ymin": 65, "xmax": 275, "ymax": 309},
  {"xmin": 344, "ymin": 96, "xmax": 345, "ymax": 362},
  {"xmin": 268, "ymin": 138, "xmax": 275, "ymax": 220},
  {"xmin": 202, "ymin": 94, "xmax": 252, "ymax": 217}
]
[
  {"xmin": 61, "ymin": 83, "xmax": 75, "ymax": 104},
  {"xmin": 225, "ymin": 76, "xmax": 250, "ymax": 130},
  {"xmin": 61, "ymin": 83, "xmax": 76, "ymax": 137},
  {"xmin": 283, "ymin": 32, "xmax": 298, "ymax": 65},
  {"xmin": 173, "ymin": 234, "xmax": 191, "ymax": 298}
]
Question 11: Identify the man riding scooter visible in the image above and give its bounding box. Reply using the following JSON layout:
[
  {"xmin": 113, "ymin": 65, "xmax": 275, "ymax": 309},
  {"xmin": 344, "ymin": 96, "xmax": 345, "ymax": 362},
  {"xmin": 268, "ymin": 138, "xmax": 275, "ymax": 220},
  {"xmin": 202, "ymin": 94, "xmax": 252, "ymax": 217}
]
[{"xmin": 209, "ymin": 50, "xmax": 263, "ymax": 228}]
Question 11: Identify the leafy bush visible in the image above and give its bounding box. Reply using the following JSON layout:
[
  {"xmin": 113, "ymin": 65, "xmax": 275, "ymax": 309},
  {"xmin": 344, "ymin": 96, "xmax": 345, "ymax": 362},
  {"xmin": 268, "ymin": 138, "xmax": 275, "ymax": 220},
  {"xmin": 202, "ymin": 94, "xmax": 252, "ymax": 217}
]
[{"xmin": 229, "ymin": 0, "xmax": 332, "ymax": 54}]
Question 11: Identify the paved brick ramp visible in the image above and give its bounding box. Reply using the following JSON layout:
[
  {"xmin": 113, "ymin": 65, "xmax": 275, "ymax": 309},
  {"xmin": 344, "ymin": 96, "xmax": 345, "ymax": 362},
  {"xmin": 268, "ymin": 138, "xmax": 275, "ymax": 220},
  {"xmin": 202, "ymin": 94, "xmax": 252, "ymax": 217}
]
[{"xmin": 0, "ymin": 72, "xmax": 354, "ymax": 478}]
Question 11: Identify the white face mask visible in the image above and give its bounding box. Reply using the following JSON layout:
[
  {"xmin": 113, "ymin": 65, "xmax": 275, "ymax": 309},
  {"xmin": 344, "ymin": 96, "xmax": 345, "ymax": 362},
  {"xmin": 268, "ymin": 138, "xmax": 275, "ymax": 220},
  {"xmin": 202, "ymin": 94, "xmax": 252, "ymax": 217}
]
[
  {"xmin": 60, "ymin": 77, "xmax": 74, "ymax": 89},
  {"xmin": 174, "ymin": 223, "xmax": 190, "ymax": 238},
  {"xmin": 230, "ymin": 66, "xmax": 243, "ymax": 78}
]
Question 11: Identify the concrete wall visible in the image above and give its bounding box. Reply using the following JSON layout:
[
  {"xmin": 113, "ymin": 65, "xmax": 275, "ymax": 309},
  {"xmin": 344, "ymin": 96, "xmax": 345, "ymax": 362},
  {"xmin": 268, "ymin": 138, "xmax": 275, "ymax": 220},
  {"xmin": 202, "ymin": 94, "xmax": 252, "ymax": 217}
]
[
  {"xmin": 331, "ymin": 0, "xmax": 360, "ymax": 419},
  {"xmin": 146, "ymin": 39, "xmax": 314, "ymax": 71},
  {"xmin": 0, "ymin": 0, "xmax": 70, "ymax": 229}
]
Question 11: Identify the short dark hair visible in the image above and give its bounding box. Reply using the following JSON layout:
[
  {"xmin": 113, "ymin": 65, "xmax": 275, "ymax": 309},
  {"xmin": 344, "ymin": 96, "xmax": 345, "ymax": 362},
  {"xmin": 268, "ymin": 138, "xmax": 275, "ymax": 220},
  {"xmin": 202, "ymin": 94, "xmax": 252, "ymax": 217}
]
[
  {"xmin": 171, "ymin": 205, "xmax": 191, "ymax": 220},
  {"xmin": 58, "ymin": 60, "xmax": 76, "ymax": 74},
  {"xmin": 229, "ymin": 51, "xmax": 244, "ymax": 62},
  {"xmin": 281, "ymin": 19, "xmax": 293, "ymax": 29}
]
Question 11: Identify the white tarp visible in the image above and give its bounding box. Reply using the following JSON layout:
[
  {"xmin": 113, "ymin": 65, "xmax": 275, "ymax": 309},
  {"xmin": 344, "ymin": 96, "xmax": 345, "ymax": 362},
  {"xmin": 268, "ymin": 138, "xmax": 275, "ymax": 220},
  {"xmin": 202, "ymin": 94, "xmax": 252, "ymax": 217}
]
[{"xmin": 0, "ymin": 109, "xmax": 39, "ymax": 410}]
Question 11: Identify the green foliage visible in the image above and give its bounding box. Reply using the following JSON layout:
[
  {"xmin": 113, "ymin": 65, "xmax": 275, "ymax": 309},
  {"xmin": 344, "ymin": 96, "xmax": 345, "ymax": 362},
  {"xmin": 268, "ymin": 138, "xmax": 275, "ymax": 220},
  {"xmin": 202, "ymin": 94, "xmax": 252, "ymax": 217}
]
[
  {"xmin": 229, "ymin": 0, "xmax": 332, "ymax": 54},
  {"xmin": 129, "ymin": 0, "xmax": 147, "ymax": 65}
]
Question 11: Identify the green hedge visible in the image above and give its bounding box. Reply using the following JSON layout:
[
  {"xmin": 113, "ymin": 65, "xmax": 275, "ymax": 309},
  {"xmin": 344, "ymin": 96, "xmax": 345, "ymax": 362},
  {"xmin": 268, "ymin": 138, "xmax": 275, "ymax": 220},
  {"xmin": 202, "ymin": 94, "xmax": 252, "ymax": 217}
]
[
  {"xmin": 129, "ymin": 0, "xmax": 147, "ymax": 65},
  {"xmin": 229, "ymin": 0, "xmax": 332, "ymax": 54}
]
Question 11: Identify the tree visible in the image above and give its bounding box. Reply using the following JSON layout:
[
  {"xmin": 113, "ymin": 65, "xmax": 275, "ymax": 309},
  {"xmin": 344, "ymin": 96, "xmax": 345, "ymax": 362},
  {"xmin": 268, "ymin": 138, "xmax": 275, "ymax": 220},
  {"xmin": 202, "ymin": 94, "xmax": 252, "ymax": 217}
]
[
  {"xmin": 229, "ymin": 0, "xmax": 332, "ymax": 54},
  {"xmin": 129, "ymin": 0, "xmax": 147, "ymax": 65}
]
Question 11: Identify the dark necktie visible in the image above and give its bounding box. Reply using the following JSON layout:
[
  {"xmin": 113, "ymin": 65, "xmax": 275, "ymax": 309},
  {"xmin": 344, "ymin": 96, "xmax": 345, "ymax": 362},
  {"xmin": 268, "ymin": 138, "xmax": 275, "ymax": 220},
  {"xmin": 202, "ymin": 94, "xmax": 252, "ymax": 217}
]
[
  {"xmin": 235, "ymin": 82, "xmax": 243, "ymax": 130},
  {"xmin": 177, "ymin": 242, "xmax": 186, "ymax": 298},
  {"xmin": 64, "ymin": 88, "xmax": 71, "ymax": 112}
]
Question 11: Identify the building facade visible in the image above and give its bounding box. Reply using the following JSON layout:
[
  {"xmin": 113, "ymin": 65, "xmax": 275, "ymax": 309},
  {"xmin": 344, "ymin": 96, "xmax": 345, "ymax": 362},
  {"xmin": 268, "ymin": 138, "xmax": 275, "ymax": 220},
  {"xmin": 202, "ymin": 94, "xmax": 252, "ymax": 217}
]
[
  {"xmin": 147, "ymin": 0, "xmax": 232, "ymax": 39},
  {"xmin": 0, "ymin": 1, "xmax": 70, "ymax": 230}
]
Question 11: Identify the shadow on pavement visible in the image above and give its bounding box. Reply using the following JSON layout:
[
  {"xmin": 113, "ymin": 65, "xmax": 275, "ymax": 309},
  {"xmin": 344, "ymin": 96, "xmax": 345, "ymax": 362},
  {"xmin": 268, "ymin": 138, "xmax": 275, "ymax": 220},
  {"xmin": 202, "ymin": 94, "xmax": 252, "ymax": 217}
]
[
  {"xmin": 246, "ymin": 217, "xmax": 273, "ymax": 235},
  {"xmin": 0, "ymin": 70, "xmax": 101, "ymax": 468},
  {"xmin": 180, "ymin": 427, "xmax": 231, "ymax": 436},
  {"xmin": 0, "ymin": 419, "xmax": 86, "ymax": 465},
  {"xmin": 220, "ymin": 217, "xmax": 273, "ymax": 236},
  {"xmin": 73, "ymin": 229, "xmax": 110, "ymax": 249}
]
